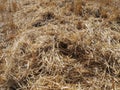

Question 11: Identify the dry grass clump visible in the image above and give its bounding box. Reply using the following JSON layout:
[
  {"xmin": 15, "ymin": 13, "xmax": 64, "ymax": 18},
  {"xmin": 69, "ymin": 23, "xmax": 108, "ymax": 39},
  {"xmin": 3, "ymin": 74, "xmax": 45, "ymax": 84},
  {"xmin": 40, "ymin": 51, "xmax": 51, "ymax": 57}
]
[
  {"xmin": 0, "ymin": 0, "xmax": 120, "ymax": 90},
  {"xmin": 5, "ymin": 28, "xmax": 120, "ymax": 89}
]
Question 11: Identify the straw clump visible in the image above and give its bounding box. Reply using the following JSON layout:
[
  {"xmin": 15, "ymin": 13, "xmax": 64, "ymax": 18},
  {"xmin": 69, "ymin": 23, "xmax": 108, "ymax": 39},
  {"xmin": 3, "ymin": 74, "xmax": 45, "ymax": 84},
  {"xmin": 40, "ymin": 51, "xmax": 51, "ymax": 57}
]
[{"xmin": 0, "ymin": 0, "xmax": 120, "ymax": 90}]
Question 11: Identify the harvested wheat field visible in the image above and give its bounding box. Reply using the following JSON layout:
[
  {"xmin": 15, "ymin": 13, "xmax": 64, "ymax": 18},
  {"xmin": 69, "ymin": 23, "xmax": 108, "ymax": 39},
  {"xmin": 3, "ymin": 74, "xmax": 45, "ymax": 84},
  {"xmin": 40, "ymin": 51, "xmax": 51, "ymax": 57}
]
[{"xmin": 0, "ymin": 0, "xmax": 120, "ymax": 90}]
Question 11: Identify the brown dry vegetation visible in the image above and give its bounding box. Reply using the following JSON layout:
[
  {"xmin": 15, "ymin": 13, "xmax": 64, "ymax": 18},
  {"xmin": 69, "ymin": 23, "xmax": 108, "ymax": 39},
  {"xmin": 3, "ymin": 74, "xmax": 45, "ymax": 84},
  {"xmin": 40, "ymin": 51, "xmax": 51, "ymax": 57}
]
[{"xmin": 0, "ymin": 0, "xmax": 120, "ymax": 90}]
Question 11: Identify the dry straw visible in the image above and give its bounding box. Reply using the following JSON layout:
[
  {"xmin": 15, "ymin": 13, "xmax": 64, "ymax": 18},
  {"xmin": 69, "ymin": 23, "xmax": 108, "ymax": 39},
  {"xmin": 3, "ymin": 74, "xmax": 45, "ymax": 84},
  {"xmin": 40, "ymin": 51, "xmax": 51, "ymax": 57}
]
[{"xmin": 0, "ymin": 0, "xmax": 120, "ymax": 90}]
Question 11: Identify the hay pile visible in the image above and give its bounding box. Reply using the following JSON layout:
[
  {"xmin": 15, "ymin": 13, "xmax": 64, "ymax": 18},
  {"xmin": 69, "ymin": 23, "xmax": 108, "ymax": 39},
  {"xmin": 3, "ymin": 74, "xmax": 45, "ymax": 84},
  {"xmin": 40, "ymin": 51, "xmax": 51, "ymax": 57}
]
[{"xmin": 0, "ymin": 0, "xmax": 120, "ymax": 90}]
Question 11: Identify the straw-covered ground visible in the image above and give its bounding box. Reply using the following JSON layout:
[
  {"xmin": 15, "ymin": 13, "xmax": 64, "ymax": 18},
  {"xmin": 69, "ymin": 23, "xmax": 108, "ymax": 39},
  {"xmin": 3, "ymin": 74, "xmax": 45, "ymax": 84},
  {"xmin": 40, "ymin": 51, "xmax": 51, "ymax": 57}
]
[{"xmin": 0, "ymin": 0, "xmax": 120, "ymax": 90}]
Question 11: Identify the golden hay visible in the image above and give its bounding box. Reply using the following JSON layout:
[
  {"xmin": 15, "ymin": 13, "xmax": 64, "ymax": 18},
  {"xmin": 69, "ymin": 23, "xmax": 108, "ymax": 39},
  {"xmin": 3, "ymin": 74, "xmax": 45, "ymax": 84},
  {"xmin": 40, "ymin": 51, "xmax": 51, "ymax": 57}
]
[{"xmin": 0, "ymin": 0, "xmax": 120, "ymax": 90}]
